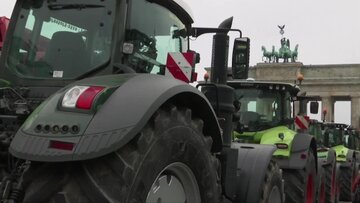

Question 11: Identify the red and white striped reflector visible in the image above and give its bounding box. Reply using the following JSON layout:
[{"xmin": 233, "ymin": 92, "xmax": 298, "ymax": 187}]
[
  {"xmin": 165, "ymin": 52, "xmax": 196, "ymax": 83},
  {"xmin": 295, "ymin": 115, "xmax": 310, "ymax": 130}
]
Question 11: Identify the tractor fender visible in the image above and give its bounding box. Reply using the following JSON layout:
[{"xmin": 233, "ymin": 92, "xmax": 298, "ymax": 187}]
[
  {"xmin": 354, "ymin": 150, "xmax": 360, "ymax": 171},
  {"xmin": 10, "ymin": 74, "xmax": 222, "ymax": 161},
  {"xmin": 324, "ymin": 148, "xmax": 336, "ymax": 166},
  {"xmin": 229, "ymin": 143, "xmax": 280, "ymax": 203},
  {"xmin": 355, "ymin": 150, "xmax": 360, "ymax": 163},
  {"xmin": 276, "ymin": 133, "xmax": 318, "ymax": 171},
  {"xmin": 346, "ymin": 149, "xmax": 355, "ymax": 161},
  {"xmin": 315, "ymin": 148, "xmax": 335, "ymax": 191},
  {"xmin": 317, "ymin": 148, "xmax": 336, "ymax": 166},
  {"xmin": 80, "ymin": 74, "xmax": 223, "ymax": 156},
  {"xmin": 340, "ymin": 149, "xmax": 356, "ymax": 168}
]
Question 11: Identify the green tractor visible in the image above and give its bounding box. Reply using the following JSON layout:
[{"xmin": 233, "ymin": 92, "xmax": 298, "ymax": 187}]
[
  {"xmin": 0, "ymin": 0, "xmax": 286, "ymax": 202},
  {"xmin": 322, "ymin": 122, "xmax": 358, "ymax": 202},
  {"xmin": 308, "ymin": 119, "xmax": 337, "ymax": 203},
  {"xmin": 229, "ymin": 80, "xmax": 319, "ymax": 202},
  {"xmin": 345, "ymin": 126, "xmax": 360, "ymax": 201},
  {"xmin": 344, "ymin": 126, "xmax": 360, "ymax": 169},
  {"xmin": 348, "ymin": 127, "xmax": 360, "ymax": 202}
]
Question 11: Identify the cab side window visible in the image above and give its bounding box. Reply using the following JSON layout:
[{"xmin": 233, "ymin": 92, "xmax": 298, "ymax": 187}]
[{"xmin": 126, "ymin": 0, "xmax": 188, "ymax": 74}]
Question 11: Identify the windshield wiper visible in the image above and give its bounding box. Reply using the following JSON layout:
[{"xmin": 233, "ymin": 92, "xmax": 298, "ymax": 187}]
[{"xmin": 48, "ymin": 4, "xmax": 104, "ymax": 10}]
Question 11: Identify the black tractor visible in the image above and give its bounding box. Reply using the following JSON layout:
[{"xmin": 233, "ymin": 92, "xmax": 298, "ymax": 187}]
[{"xmin": 0, "ymin": 0, "xmax": 284, "ymax": 202}]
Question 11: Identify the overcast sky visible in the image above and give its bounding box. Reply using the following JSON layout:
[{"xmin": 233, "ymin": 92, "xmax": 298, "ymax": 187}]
[
  {"xmin": 1, "ymin": 0, "xmax": 358, "ymax": 124},
  {"xmin": 181, "ymin": 0, "xmax": 360, "ymax": 124},
  {"xmin": 0, "ymin": 2, "xmax": 14, "ymax": 18},
  {"xmin": 183, "ymin": 0, "xmax": 360, "ymax": 66}
]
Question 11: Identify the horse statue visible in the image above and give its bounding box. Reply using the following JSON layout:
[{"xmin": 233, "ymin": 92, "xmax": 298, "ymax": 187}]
[
  {"xmin": 291, "ymin": 44, "xmax": 299, "ymax": 62},
  {"xmin": 261, "ymin": 46, "xmax": 273, "ymax": 63},
  {"xmin": 278, "ymin": 38, "xmax": 292, "ymax": 62},
  {"xmin": 272, "ymin": 45, "xmax": 279, "ymax": 63},
  {"xmin": 261, "ymin": 25, "xmax": 300, "ymax": 63}
]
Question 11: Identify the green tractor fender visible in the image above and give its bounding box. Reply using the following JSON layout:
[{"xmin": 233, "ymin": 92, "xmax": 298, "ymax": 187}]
[
  {"xmin": 260, "ymin": 126, "xmax": 295, "ymax": 157},
  {"xmin": 275, "ymin": 133, "xmax": 318, "ymax": 172},
  {"xmin": 333, "ymin": 145, "xmax": 355, "ymax": 167},
  {"xmin": 10, "ymin": 74, "xmax": 222, "ymax": 161}
]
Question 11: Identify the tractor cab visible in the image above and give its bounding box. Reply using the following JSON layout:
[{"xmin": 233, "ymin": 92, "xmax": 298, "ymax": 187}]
[
  {"xmin": 344, "ymin": 126, "xmax": 360, "ymax": 166},
  {"xmin": 322, "ymin": 123, "xmax": 352, "ymax": 162},
  {"xmin": 344, "ymin": 126, "xmax": 360, "ymax": 151},
  {"xmin": 0, "ymin": 0, "xmax": 192, "ymax": 87},
  {"xmin": 322, "ymin": 123, "xmax": 347, "ymax": 147},
  {"xmin": 229, "ymin": 80, "xmax": 299, "ymax": 144},
  {"xmin": 228, "ymin": 79, "xmax": 299, "ymax": 147},
  {"xmin": 0, "ymin": 0, "xmax": 194, "ymax": 143}
]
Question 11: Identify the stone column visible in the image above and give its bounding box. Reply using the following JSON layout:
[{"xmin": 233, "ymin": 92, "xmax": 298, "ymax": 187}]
[
  {"xmin": 351, "ymin": 96, "xmax": 360, "ymax": 129},
  {"xmin": 322, "ymin": 96, "xmax": 334, "ymax": 122}
]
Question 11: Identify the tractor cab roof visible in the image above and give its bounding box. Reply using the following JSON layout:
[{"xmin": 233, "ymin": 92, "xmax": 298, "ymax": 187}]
[
  {"xmin": 310, "ymin": 119, "xmax": 322, "ymax": 125},
  {"xmin": 227, "ymin": 79, "xmax": 300, "ymax": 97},
  {"xmin": 171, "ymin": 0, "xmax": 194, "ymax": 23},
  {"xmin": 151, "ymin": 0, "xmax": 194, "ymax": 25},
  {"xmin": 322, "ymin": 122, "xmax": 348, "ymax": 130}
]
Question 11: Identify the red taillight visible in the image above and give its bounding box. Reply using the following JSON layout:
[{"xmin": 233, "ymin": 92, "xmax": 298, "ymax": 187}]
[
  {"xmin": 76, "ymin": 86, "xmax": 104, "ymax": 110},
  {"xmin": 49, "ymin": 140, "xmax": 75, "ymax": 151}
]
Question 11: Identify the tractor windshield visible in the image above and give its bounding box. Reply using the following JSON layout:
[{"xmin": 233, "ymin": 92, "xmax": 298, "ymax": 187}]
[
  {"xmin": 6, "ymin": 0, "xmax": 115, "ymax": 79},
  {"xmin": 234, "ymin": 87, "xmax": 292, "ymax": 132},
  {"xmin": 124, "ymin": 0, "xmax": 189, "ymax": 74},
  {"xmin": 323, "ymin": 127, "xmax": 344, "ymax": 147}
]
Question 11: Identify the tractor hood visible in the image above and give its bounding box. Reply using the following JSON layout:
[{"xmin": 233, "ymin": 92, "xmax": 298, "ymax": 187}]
[
  {"xmin": 259, "ymin": 126, "xmax": 296, "ymax": 157},
  {"xmin": 234, "ymin": 126, "xmax": 296, "ymax": 157},
  {"xmin": 317, "ymin": 148, "xmax": 330, "ymax": 159},
  {"xmin": 332, "ymin": 145, "xmax": 350, "ymax": 162}
]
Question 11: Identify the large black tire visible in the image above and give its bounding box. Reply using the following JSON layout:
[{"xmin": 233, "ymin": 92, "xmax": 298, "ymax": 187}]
[
  {"xmin": 324, "ymin": 162, "xmax": 336, "ymax": 203},
  {"xmin": 260, "ymin": 160, "xmax": 284, "ymax": 203},
  {"xmin": 339, "ymin": 163, "xmax": 356, "ymax": 201},
  {"xmin": 21, "ymin": 105, "xmax": 221, "ymax": 203},
  {"xmin": 354, "ymin": 185, "xmax": 360, "ymax": 203},
  {"xmin": 283, "ymin": 150, "xmax": 317, "ymax": 203}
]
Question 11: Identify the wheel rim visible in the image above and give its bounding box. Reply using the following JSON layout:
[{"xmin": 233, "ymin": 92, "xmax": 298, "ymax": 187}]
[
  {"xmin": 306, "ymin": 174, "xmax": 314, "ymax": 203},
  {"xmin": 268, "ymin": 185, "xmax": 282, "ymax": 203},
  {"xmin": 146, "ymin": 162, "xmax": 201, "ymax": 203}
]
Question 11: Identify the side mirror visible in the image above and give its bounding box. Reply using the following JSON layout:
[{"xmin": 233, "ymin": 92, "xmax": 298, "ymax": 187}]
[
  {"xmin": 232, "ymin": 37, "xmax": 250, "ymax": 79},
  {"xmin": 310, "ymin": 101, "xmax": 319, "ymax": 114}
]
